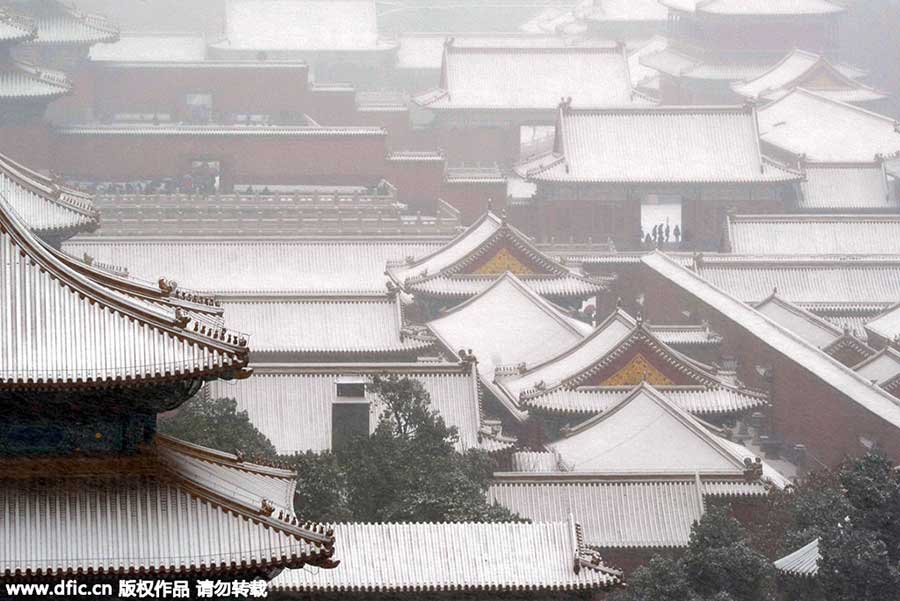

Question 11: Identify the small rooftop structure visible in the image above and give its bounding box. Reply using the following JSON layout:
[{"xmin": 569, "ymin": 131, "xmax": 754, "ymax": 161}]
[
  {"xmin": 517, "ymin": 104, "xmax": 799, "ymax": 184},
  {"xmin": 271, "ymin": 518, "xmax": 620, "ymax": 593},
  {"xmin": 774, "ymin": 539, "xmax": 820, "ymax": 577},
  {"xmin": 865, "ymin": 302, "xmax": 900, "ymax": 349},
  {"xmin": 640, "ymin": 44, "xmax": 775, "ymax": 82},
  {"xmin": 205, "ymin": 362, "xmax": 511, "ymax": 454},
  {"xmin": 388, "ymin": 211, "xmax": 610, "ymax": 303},
  {"xmin": 852, "ymin": 347, "xmax": 900, "ymax": 397},
  {"xmin": 396, "ymin": 33, "xmax": 578, "ymax": 71},
  {"xmin": 724, "ymin": 214, "xmax": 900, "ymax": 256},
  {"xmin": 582, "ymin": 0, "xmax": 669, "ymax": 23},
  {"xmin": 0, "ymin": 151, "xmax": 98, "ymax": 241},
  {"xmin": 732, "ymin": 49, "xmax": 885, "ymax": 104},
  {"xmin": 414, "ymin": 43, "xmax": 637, "ymax": 111},
  {"xmin": 798, "ymin": 161, "xmax": 896, "ymax": 212},
  {"xmin": 757, "ymin": 88, "xmax": 900, "ymax": 162}
]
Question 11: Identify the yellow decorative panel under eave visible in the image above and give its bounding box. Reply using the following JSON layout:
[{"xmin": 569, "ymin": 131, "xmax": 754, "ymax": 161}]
[
  {"xmin": 473, "ymin": 248, "xmax": 536, "ymax": 275},
  {"xmin": 601, "ymin": 353, "xmax": 674, "ymax": 386}
]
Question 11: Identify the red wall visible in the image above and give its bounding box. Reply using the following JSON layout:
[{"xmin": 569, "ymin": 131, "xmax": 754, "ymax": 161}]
[
  {"xmin": 440, "ymin": 179, "xmax": 507, "ymax": 225},
  {"xmin": 640, "ymin": 267, "xmax": 900, "ymax": 467},
  {"xmin": 384, "ymin": 156, "xmax": 445, "ymax": 215},
  {"xmin": 0, "ymin": 123, "xmax": 52, "ymax": 169},
  {"xmin": 93, "ymin": 64, "xmax": 310, "ymax": 122},
  {"xmin": 52, "ymin": 131, "xmax": 389, "ymax": 188}
]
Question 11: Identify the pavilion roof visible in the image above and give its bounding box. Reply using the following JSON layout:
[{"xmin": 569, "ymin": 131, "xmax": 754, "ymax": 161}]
[
  {"xmin": 757, "ymin": 88, "xmax": 900, "ymax": 162},
  {"xmin": 500, "ymin": 310, "xmax": 764, "ymax": 416},
  {"xmin": 271, "ymin": 518, "xmax": 620, "ymax": 592},
  {"xmin": 0, "ymin": 9, "xmax": 36, "ymax": 44},
  {"xmin": 22, "ymin": 1, "xmax": 118, "ymax": 46},
  {"xmin": 219, "ymin": 294, "xmax": 432, "ymax": 357},
  {"xmin": 62, "ymin": 238, "xmax": 442, "ymax": 295},
  {"xmin": 213, "ymin": 0, "xmax": 394, "ymax": 53},
  {"xmin": 388, "ymin": 211, "xmax": 610, "ymax": 300},
  {"xmin": 660, "ymin": 0, "xmax": 843, "ymax": 16},
  {"xmin": 0, "ymin": 151, "xmax": 96, "ymax": 239},
  {"xmin": 642, "ymin": 251, "xmax": 900, "ymax": 431},
  {"xmin": 774, "ymin": 539, "xmax": 820, "ymax": 577},
  {"xmin": 724, "ymin": 214, "xmax": 900, "ymax": 255},
  {"xmin": 517, "ymin": 104, "xmax": 800, "ymax": 184},
  {"xmin": 205, "ymin": 362, "xmax": 510, "ymax": 454},
  {"xmin": 732, "ymin": 49, "xmax": 885, "ymax": 104},
  {"xmin": 799, "ymin": 161, "xmax": 896, "ymax": 211},
  {"xmin": 414, "ymin": 43, "xmax": 637, "ymax": 111},
  {"xmin": 0, "ymin": 60, "xmax": 71, "ymax": 101},
  {"xmin": 0, "ymin": 183, "xmax": 249, "ymax": 390},
  {"xmin": 0, "ymin": 435, "xmax": 335, "ymax": 578},
  {"xmin": 426, "ymin": 273, "xmax": 593, "ymax": 419}
]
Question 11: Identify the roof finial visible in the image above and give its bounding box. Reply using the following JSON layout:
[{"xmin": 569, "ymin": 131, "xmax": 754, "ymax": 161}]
[
  {"xmin": 487, "ymin": 197, "xmax": 493, "ymax": 213},
  {"xmin": 615, "ymin": 297, "xmax": 622, "ymax": 309},
  {"xmin": 773, "ymin": 285, "xmax": 778, "ymax": 295}
]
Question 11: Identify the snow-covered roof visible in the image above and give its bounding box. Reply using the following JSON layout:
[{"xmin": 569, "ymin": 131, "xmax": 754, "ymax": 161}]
[
  {"xmin": 584, "ymin": 0, "xmax": 668, "ymax": 22},
  {"xmin": 754, "ymin": 294, "xmax": 844, "ymax": 349},
  {"xmin": 0, "ymin": 61, "xmax": 71, "ymax": 100},
  {"xmin": 692, "ymin": 255, "xmax": 900, "ymax": 311},
  {"xmin": 1, "ymin": 436, "xmax": 335, "ymax": 577},
  {"xmin": 627, "ymin": 35, "xmax": 667, "ymax": 92},
  {"xmin": 799, "ymin": 162, "xmax": 896, "ymax": 211},
  {"xmin": 0, "ymin": 151, "xmax": 97, "ymax": 239},
  {"xmin": 214, "ymin": 0, "xmax": 394, "ymax": 52},
  {"xmin": 642, "ymin": 251, "xmax": 900, "ymax": 431},
  {"xmin": 732, "ymin": 49, "xmax": 884, "ymax": 104},
  {"xmin": 271, "ymin": 519, "xmax": 620, "ymax": 592},
  {"xmin": 865, "ymin": 303, "xmax": 900, "ymax": 345},
  {"xmin": 518, "ymin": 105, "xmax": 799, "ymax": 184},
  {"xmin": 758, "ymin": 88, "xmax": 900, "ymax": 162},
  {"xmin": 396, "ymin": 33, "xmax": 575, "ymax": 70},
  {"xmin": 56, "ymin": 124, "xmax": 385, "ymax": 137},
  {"xmin": 640, "ymin": 45, "xmax": 774, "ymax": 81},
  {"xmin": 27, "ymin": 8, "xmax": 118, "ymax": 46},
  {"xmin": 61, "ymin": 239, "xmax": 441, "ymax": 295},
  {"xmin": 0, "ymin": 10, "xmax": 36, "ymax": 44},
  {"xmin": 852, "ymin": 348, "xmax": 900, "ymax": 386},
  {"xmin": 389, "ymin": 211, "xmax": 607, "ymax": 301},
  {"xmin": 774, "ymin": 539, "xmax": 820, "ymax": 577},
  {"xmin": 89, "ymin": 33, "xmax": 208, "ymax": 62},
  {"xmin": 549, "ymin": 384, "xmax": 778, "ymax": 478},
  {"xmin": 725, "ymin": 214, "xmax": 900, "ymax": 255},
  {"xmin": 205, "ymin": 363, "xmax": 505, "ymax": 454},
  {"xmin": 220, "ymin": 295, "xmax": 431, "ymax": 356},
  {"xmin": 660, "ymin": 0, "xmax": 843, "ymax": 15},
  {"xmin": 415, "ymin": 44, "xmax": 636, "ymax": 110}
]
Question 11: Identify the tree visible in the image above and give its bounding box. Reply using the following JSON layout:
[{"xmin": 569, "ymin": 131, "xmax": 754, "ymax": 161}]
[
  {"xmin": 290, "ymin": 451, "xmax": 353, "ymax": 523},
  {"xmin": 610, "ymin": 508, "xmax": 770, "ymax": 601},
  {"xmin": 293, "ymin": 375, "xmax": 519, "ymax": 523},
  {"xmin": 158, "ymin": 396, "xmax": 277, "ymax": 460}
]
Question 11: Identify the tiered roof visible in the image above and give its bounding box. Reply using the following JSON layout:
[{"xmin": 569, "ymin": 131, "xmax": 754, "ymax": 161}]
[
  {"xmin": 490, "ymin": 384, "xmax": 784, "ymax": 549},
  {"xmin": 660, "ymin": 0, "xmax": 844, "ymax": 15},
  {"xmin": 0, "ymin": 9, "xmax": 36, "ymax": 45},
  {"xmin": 0, "ymin": 188, "xmax": 249, "ymax": 389},
  {"xmin": 0, "ymin": 58, "xmax": 71, "ymax": 101},
  {"xmin": 414, "ymin": 43, "xmax": 638, "ymax": 111},
  {"xmin": 774, "ymin": 539, "xmax": 820, "ymax": 577},
  {"xmin": 732, "ymin": 50, "xmax": 884, "ymax": 104},
  {"xmin": 212, "ymin": 0, "xmax": 395, "ymax": 53},
  {"xmin": 1, "ymin": 435, "xmax": 336, "ymax": 577},
  {"xmin": 219, "ymin": 294, "xmax": 433, "ymax": 359},
  {"xmin": 271, "ymin": 518, "xmax": 620, "ymax": 592},
  {"xmin": 62, "ymin": 238, "xmax": 442, "ymax": 295},
  {"xmin": 724, "ymin": 214, "xmax": 900, "ymax": 255},
  {"xmin": 388, "ymin": 211, "xmax": 610, "ymax": 301},
  {"xmin": 642, "ymin": 251, "xmax": 900, "ymax": 433},
  {"xmin": 0, "ymin": 151, "xmax": 97, "ymax": 240},
  {"xmin": 205, "ymin": 362, "xmax": 513, "ymax": 454},
  {"xmin": 798, "ymin": 161, "xmax": 896, "ymax": 212},
  {"xmin": 517, "ymin": 104, "xmax": 800, "ymax": 184},
  {"xmin": 14, "ymin": 0, "xmax": 118, "ymax": 46},
  {"xmin": 498, "ymin": 309, "xmax": 766, "ymax": 417},
  {"xmin": 757, "ymin": 89, "xmax": 900, "ymax": 162}
]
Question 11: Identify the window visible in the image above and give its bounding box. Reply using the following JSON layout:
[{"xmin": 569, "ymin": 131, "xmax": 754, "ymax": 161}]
[
  {"xmin": 332, "ymin": 377, "xmax": 369, "ymax": 448},
  {"xmin": 186, "ymin": 93, "xmax": 213, "ymax": 124}
]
